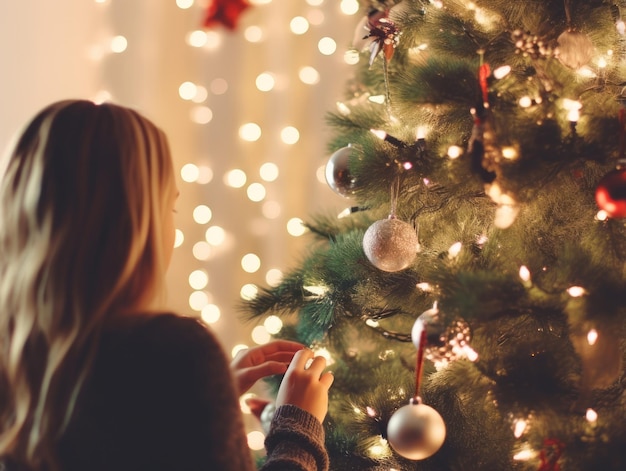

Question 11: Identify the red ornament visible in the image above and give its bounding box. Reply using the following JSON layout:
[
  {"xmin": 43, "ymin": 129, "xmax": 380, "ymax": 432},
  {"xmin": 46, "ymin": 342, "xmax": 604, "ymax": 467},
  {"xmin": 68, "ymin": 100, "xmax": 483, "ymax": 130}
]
[
  {"xmin": 595, "ymin": 167, "xmax": 626, "ymax": 218},
  {"xmin": 203, "ymin": 0, "xmax": 250, "ymax": 30}
]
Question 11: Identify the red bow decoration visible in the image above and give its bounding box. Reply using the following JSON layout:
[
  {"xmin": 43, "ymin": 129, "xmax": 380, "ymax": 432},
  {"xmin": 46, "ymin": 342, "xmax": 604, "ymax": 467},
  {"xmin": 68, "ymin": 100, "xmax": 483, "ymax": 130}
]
[
  {"xmin": 537, "ymin": 438, "xmax": 565, "ymax": 471},
  {"xmin": 203, "ymin": 0, "xmax": 250, "ymax": 30}
]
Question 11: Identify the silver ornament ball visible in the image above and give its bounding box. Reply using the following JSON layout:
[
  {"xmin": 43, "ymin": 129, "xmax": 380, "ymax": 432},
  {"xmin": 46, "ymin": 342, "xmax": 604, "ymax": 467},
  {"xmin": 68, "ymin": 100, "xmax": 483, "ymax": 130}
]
[
  {"xmin": 363, "ymin": 218, "xmax": 419, "ymax": 272},
  {"xmin": 387, "ymin": 402, "xmax": 446, "ymax": 460},
  {"xmin": 411, "ymin": 305, "xmax": 472, "ymax": 365},
  {"xmin": 325, "ymin": 145, "xmax": 357, "ymax": 197}
]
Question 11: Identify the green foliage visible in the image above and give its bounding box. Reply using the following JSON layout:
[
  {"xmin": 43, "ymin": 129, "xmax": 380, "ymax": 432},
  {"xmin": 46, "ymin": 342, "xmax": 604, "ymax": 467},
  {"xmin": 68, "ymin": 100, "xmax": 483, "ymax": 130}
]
[{"xmin": 243, "ymin": 0, "xmax": 626, "ymax": 469}]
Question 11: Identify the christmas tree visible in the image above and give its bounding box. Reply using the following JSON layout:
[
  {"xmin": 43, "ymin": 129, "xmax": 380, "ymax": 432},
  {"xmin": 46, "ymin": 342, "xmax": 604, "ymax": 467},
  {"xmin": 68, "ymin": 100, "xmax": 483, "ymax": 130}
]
[{"xmin": 244, "ymin": 1, "xmax": 626, "ymax": 469}]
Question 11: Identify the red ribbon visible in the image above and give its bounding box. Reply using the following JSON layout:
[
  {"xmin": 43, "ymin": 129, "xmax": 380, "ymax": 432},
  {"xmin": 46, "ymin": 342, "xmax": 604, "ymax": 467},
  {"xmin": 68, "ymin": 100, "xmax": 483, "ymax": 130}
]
[
  {"xmin": 479, "ymin": 63, "xmax": 491, "ymax": 106},
  {"xmin": 617, "ymin": 105, "xmax": 626, "ymax": 159}
]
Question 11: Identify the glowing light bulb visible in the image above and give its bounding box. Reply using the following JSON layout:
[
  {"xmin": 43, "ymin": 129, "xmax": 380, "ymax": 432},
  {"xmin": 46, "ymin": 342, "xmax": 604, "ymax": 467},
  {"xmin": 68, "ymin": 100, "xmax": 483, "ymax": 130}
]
[
  {"xmin": 447, "ymin": 145, "xmax": 463, "ymax": 159},
  {"xmin": 587, "ymin": 328, "xmax": 598, "ymax": 345},
  {"xmin": 567, "ymin": 286, "xmax": 586, "ymax": 297},
  {"xmin": 448, "ymin": 242, "xmax": 462, "ymax": 258},
  {"xmin": 287, "ymin": 217, "xmax": 306, "ymax": 236},
  {"xmin": 586, "ymin": 408, "xmax": 598, "ymax": 422},
  {"xmin": 239, "ymin": 123, "xmax": 262, "ymax": 142}
]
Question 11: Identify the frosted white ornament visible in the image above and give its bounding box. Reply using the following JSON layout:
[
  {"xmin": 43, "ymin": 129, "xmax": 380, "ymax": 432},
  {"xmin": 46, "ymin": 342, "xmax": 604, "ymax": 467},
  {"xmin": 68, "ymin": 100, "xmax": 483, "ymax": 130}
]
[
  {"xmin": 362, "ymin": 217, "xmax": 419, "ymax": 272},
  {"xmin": 557, "ymin": 30, "xmax": 594, "ymax": 70},
  {"xmin": 387, "ymin": 400, "xmax": 446, "ymax": 460}
]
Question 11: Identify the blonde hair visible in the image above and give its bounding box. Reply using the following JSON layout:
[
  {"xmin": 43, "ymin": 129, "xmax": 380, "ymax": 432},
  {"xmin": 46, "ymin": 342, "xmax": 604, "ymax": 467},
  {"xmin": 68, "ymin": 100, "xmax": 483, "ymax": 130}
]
[{"xmin": 0, "ymin": 100, "xmax": 175, "ymax": 469}]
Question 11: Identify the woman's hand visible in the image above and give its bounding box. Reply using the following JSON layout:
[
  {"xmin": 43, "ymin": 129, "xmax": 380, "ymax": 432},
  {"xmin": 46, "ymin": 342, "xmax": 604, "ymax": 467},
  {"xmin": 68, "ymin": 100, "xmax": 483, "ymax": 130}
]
[
  {"xmin": 275, "ymin": 349, "xmax": 334, "ymax": 424},
  {"xmin": 231, "ymin": 340, "xmax": 305, "ymax": 394}
]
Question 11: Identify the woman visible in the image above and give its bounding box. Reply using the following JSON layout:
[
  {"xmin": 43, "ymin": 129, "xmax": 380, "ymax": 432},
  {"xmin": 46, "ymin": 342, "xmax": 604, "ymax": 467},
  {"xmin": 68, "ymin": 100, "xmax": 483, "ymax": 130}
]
[{"xmin": 0, "ymin": 100, "xmax": 333, "ymax": 470}]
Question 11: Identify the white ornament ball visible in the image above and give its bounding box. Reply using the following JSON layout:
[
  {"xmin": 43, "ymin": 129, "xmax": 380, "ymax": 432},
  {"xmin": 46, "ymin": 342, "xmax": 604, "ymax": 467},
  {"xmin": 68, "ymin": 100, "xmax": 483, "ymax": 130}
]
[
  {"xmin": 557, "ymin": 30, "xmax": 594, "ymax": 70},
  {"xmin": 260, "ymin": 402, "xmax": 276, "ymax": 434},
  {"xmin": 325, "ymin": 145, "xmax": 357, "ymax": 197},
  {"xmin": 387, "ymin": 402, "xmax": 446, "ymax": 460},
  {"xmin": 363, "ymin": 217, "xmax": 419, "ymax": 272}
]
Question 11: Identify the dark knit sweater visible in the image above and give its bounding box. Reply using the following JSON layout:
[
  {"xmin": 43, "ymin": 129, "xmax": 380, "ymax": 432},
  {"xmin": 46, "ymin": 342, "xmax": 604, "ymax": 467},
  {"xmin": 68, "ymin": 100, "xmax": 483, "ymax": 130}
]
[{"xmin": 54, "ymin": 313, "xmax": 328, "ymax": 471}]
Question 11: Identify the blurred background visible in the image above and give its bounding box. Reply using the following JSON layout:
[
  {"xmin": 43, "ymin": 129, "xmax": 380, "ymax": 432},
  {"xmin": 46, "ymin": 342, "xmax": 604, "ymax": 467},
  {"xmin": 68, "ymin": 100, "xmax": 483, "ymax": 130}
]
[{"xmin": 0, "ymin": 0, "xmax": 361, "ymax": 451}]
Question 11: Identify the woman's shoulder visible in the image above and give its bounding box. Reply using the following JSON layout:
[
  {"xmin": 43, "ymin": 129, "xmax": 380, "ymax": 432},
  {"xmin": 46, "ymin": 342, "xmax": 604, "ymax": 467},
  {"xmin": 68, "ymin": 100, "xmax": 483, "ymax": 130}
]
[{"xmin": 100, "ymin": 312, "xmax": 225, "ymax": 367}]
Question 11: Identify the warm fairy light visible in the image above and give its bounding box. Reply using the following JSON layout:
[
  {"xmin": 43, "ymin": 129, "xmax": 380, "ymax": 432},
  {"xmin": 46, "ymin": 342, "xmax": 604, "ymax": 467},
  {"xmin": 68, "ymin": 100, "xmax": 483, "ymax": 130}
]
[
  {"xmin": 262, "ymin": 200, "xmax": 281, "ymax": 219},
  {"xmin": 519, "ymin": 96, "xmax": 532, "ymax": 108},
  {"xmin": 110, "ymin": 35, "xmax": 128, "ymax": 53},
  {"xmin": 586, "ymin": 408, "xmax": 598, "ymax": 422},
  {"xmin": 287, "ymin": 217, "xmax": 307, "ymax": 236},
  {"xmin": 447, "ymin": 145, "xmax": 463, "ymax": 159},
  {"xmin": 232, "ymin": 344, "xmax": 249, "ymax": 359},
  {"xmin": 203, "ymin": 31, "xmax": 222, "ymax": 50},
  {"xmin": 247, "ymin": 431, "xmax": 265, "ymax": 451},
  {"xmin": 201, "ymin": 304, "xmax": 221, "ymax": 324},
  {"xmin": 476, "ymin": 234, "xmax": 488, "ymax": 246},
  {"xmin": 340, "ymin": 0, "xmax": 360, "ymax": 15},
  {"xmin": 176, "ymin": 0, "xmax": 193, "ymax": 8},
  {"xmin": 617, "ymin": 20, "xmax": 626, "ymax": 35},
  {"xmin": 281, "ymin": 126, "xmax": 300, "ymax": 144},
  {"xmin": 205, "ymin": 226, "xmax": 226, "ymax": 246},
  {"xmin": 567, "ymin": 109, "xmax": 580, "ymax": 122},
  {"xmin": 598, "ymin": 57, "xmax": 607, "ymax": 68},
  {"xmin": 502, "ymin": 146, "xmax": 518, "ymax": 160},
  {"xmin": 370, "ymin": 129, "xmax": 387, "ymax": 140},
  {"xmin": 240, "ymin": 283, "xmax": 259, "ymax": 300},
  {"xmin": 318, "ymin": 37, "xmax": 337, "ymax": 55},
  {"xmin": 562, "ymin": 98, "xmax": 582, "ymax": 111},
  {"xmin": 448, "ymin": 242, "xmax": 462, "ymax": 258},
  {"xmin": 225, "ymin": 169, "xmax": 247, "ymax": 188},
  {"xmin": 563, "ymin": 98, "xmax": 582, "ymax": 120},
  {"xmin": 179, "ymin": 81, "xmax": 197, "ymax": 100},
  {"xmin": 299, "ymin": 66, "xmax": 320, "ymax": 85},
  {"xmin": 365, "ymin": 319, "xmax": 379, "ymax": 328},
  {"xmin": 239, "ymin": 123, "xmax": 262, "ymax": 142},
  {"xmin": 303, "ymin": 285, "xmax": 329, "ymax": 296},
  {"xmin": 519, "ymin": 265, "xmax": 531, "ymax": 283},
  {"xmin": 493, "ymin": 65, "xmax": 511, "ymax": 79},
  {"xmin": 336, "ymin": 101, "xmax": 351, "ymax": 115},
  {"xmin": 264, "ymin": 315, "xmax": 283, "ymax": 334},
  {"xmin": 174, "ymin": 229, "xmax": 184, "ymax": 248},
  {"xmin": 369, "ymin": 95, "xmax": 386, "ymax": 104},
  {"xmin": 92, "ymin": 90, "xmax": 112, "ymax": 104},
  {"xmin": 192, "ymin": 241, "xmax": 212, "ymax": 261},
  {"xmin": 368, "ymin": 437, "xmax": 390, "ymax": 458},
  {"xmin": 513, "ymin": 446, "xmax": 535, "ymax": 461},
  {"xmin": 191, "ymin": 106, "xmax": 213, "ymax": 124},
  {"xmin": 290, "ymin": 16, "xmax": 309, "ymax": 34},
  {"xmin": 344, "ymin": 49, "xmax": 360, "ymax": 65},
  {"xmin": 251, "ymin": 325, "xmax": 271, "ymax": 344},
  {"xmin": 244, "ymin": 25, "xmax": 264, "ymax": 42},
  {"xmin": 256, "ymin": 72, "xmax": 275, "ymax": 91},
  {"xmin": 210, "ymin": 78, "xmax": 229, "ymax": 95},
  {"xmin": 416, "ymin": 126, "xmax": 428, "ymax": 139},
  {"xmin": 189, "ymin": 269, "xmax": 209, "ymax": 290},
  {"xmin": 416, "ymin": 282, "xmax": 434, "ymax": 292},
  {"xmin": 596, "ymin": 209, "xmax": 609, "ymax": 221},
  {"xmin": 260, "ymin": 162, "xmax": 279, "ymax": 181},
  {"xmin": 191, "ymin": 86, "xmax": 208, "ymax": 103},
  {"xmin": 567, "ymin": 286, "xmax": 586, "ymax": 297},
  {"xmin": 337, "ymin": 207, "xmax": 352, "ymax": 218},
  {"xmin": 265, "ymin": 268, "xmax": 283, "ymax": 286},
  {"xmin": 587, "ymin": 328, "xmax": 598, "ymax": 346},
  {"xmin": 196, "ymin": 165, "xmax": 213, "ymax": 184},
  {"xmin": 247, "ymin": 182, "xmax": 266, "ymax": 202},
  {"xmin": 187, "ymin": 30, "xmax": 208, "ymax": 47},
  {"xmin": 189, "ymin": 291, "xmax": 209, "ymax": 311},
  {"xmin": 513, "ymin": 419, "xmax": 528, "ymax": 438},
  {"xmin": 241, "ymin": 253, "xmax": 261, "ymax": 273}
]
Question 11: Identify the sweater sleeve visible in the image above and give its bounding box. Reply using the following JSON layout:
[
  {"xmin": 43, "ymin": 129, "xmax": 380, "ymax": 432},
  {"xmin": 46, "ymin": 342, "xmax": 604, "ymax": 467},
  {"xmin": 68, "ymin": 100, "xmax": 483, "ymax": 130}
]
[{"xmin": 262, "ymin": 404, "xmax": 329, "ymax": 471}]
